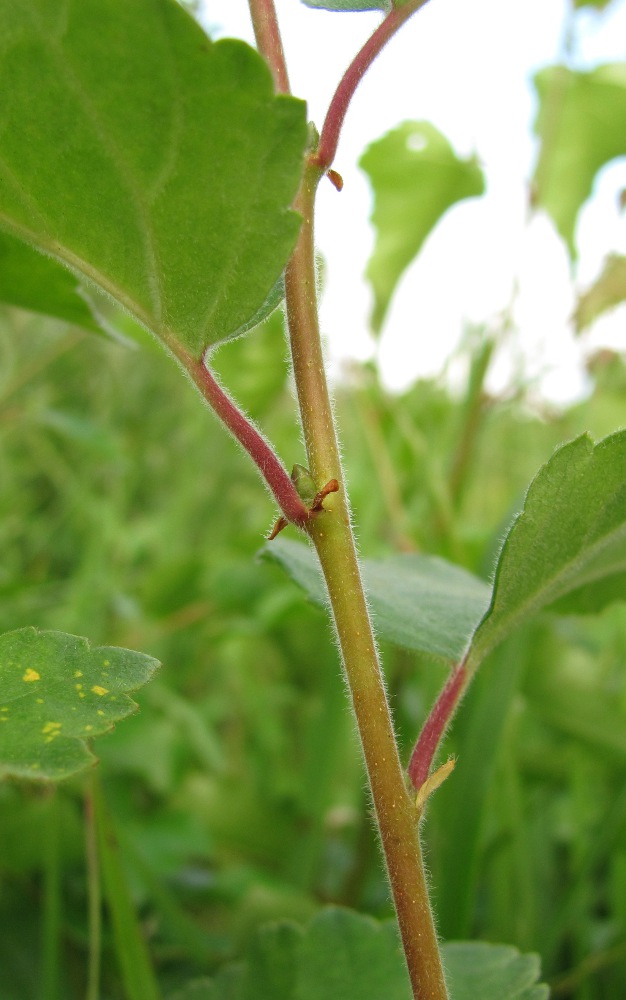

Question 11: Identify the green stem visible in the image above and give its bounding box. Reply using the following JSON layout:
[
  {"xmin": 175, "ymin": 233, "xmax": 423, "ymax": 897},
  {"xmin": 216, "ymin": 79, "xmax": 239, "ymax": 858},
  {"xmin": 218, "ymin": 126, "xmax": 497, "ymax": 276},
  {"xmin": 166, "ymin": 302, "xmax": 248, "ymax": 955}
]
[
  {"xmin": 92, "ymin": 774, "xmax": 161, "ymax": 1000},
  {"xmin": 85, "ymin": 777, "xmax": 102, "ymax": 1000},
  {"xmin": 40, "ymin": 789, "xmax": 62, "ymax": 1000},
  {"xmin": 286, "ymin": 166, "xmax": 448, "ymax": 1000}
]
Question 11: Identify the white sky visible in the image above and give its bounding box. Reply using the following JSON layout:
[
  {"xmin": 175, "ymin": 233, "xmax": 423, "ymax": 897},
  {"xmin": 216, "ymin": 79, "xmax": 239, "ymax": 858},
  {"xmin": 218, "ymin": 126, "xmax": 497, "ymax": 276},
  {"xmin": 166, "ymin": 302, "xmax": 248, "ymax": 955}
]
[{"xmin": 205, "ymin": 1, "xmax": 626, "ymax": 403}]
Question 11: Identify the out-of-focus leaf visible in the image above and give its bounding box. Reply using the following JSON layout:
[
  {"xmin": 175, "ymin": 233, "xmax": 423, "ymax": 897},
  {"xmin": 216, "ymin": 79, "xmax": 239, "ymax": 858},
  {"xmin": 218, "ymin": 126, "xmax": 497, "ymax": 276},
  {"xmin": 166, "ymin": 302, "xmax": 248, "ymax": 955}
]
[
  {"xmin": 0, "ymin": 0, "xmax": 307, "ymax": 358},
  {"xmin": 571, "ymin": 0, "xmax": 613, "ymax": 9},
  {"xmin": 467, "ymin": 431, "xmax": 626, "ymax": 674},
  {"xmin": 0, "ymin": 628, "xmax": 159, "ymax": 781},
  {"xmin": 0, "ymin": 231, "xmax": 100, "ymax": 332},
  {"xmin": 360, "ymin": 121, "xmax": 484, "ymax": 333},
  {"xmin": 264, "ymin": 537, "xmax": 491, "ymax": 662},
  {"xmin": 525, "ymin": 676, "xmax": 626, "ymax": 761},
  {"xmin": 300, "ymin": 0, "xmax": 388, "ymax": 10},
  {"xmin": 443, "ymin": 941, "xmax": 549, "ymax": 1000},
  {"xmin": 573, "ymin": 254, "xmax": 626, "ymax": 332},
  {"xmin": 532, "ymin": 64, "xmax": 626, "ymax": 258},
  {"xmin": 167, "ymin": 908, "xmax": 549, "ymax": 1000}
]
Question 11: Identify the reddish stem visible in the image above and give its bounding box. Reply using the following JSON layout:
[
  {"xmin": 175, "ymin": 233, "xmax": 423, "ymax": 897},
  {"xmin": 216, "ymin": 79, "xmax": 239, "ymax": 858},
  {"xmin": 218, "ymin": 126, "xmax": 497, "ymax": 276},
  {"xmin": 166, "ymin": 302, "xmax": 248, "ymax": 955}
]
[
  {"xmin": 181, "ymin": 349, "xmax": 310, "ymax": 528},
  {"xmin": 313, "ymin": 0, "xmax": 432, "ymax": 171},
  {"xmin": 408, "ymin": 659, "xmax": 467, "ymax": 790},
  {"xmin": 248, "ymin": 0, "xmax": 291, "ymax": 94}
]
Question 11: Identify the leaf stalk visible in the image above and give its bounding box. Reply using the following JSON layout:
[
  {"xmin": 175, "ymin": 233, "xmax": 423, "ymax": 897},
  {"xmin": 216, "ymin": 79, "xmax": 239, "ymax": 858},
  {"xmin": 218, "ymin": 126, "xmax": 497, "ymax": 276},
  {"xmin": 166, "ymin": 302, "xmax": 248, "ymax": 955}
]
[
  {"xmin": 175, "ymin": 345, "xmax": 311, "ymax": 530},
  {"xmin": 313, "ymin": 0, "xmax": 432, "ymax": 171}
]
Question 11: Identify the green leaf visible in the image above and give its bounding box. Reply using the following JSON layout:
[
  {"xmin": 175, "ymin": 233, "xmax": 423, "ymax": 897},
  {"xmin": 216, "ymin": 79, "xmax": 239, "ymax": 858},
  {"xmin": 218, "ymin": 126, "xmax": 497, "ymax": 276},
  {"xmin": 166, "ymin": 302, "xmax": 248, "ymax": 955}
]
[
  {"xmin": 168, "ymin": 908, "xmax": 549, "ymax": 1000},
  {"xmin": 573, "ymin": 254, "xmax": 626, "ymax": 332},
  {"xmin": 0, "ymin": 628, "xmax": 159, "ymax": 781},
  {"xmin": 360, "ymin": 121, "xmax": 485, "ymax": 333},
  {"xmin": 532, "ymin": 65, "xmax": 626, "ymax": 258},
  {"xmin": 0, "ymin": 0, "xmax": 307, "ymax": 358},
  {"xmin": 264, "ymin": 537, "xmax": 491, "ymax": 662},
  {"xmin": 0, "ymin": 230, "xmax": 100, "ymax": 332},
  {"xmin": 442, "ymin": 941, "xmax": 549, "ymax": 1000},
  {"xmin": 467, "ymin": 431, "xmax": 626, "ymax": 674},
  {"xmin": 300, "ymin": 0, "xmax": 389, "ymax": 9},
  {"xmin": 571, "ymin": 0, "xmax": 613, "ymax": 9}
]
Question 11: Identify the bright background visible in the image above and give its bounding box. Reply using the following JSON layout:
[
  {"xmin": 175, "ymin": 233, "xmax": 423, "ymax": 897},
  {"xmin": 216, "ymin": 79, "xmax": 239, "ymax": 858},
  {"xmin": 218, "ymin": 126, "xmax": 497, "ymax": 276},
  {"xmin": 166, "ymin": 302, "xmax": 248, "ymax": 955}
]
[{"xmin": 205, "ymin": 1, "xmax": 626, "ymax": 402}]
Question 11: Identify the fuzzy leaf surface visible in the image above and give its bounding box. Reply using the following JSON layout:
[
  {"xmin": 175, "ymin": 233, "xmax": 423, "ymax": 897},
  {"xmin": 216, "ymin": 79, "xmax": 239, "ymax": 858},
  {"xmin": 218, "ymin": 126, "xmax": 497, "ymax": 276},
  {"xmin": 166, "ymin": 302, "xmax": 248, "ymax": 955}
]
[
  {"xmin": 360, "ymin": 121, "xmax": 484, "ymax": 333},
  {"xmin": 532, "ymin": 64, "xmax": 626, "ymax": 257},
  {"xmin": 0, "ymin": 0, "xmax": 307, "ymax": 358},
  {"xmin": 300, "ymin": 0, "xmax": 388, "ymax": 9},
  {"xmin": 264, "ymin": 538, "xmax": 490, "ymax": 662},
  {"xmin": 0, "ymin": 230, "xmax": 102, "ymax": 331},
  {"xmin": 574, "ymin": 254, "xmax": 626, "ymax": 332},
  {"xmin": 467, "ymin": 431, "xmax": 626, "ymax": 673},
  {"xmin": 0, "ymin": 628, "xmax": 159, "ymax": 781},
  {"xmin": 166, "ymin": 908, "xmax": 549, "ymax": 1000}
]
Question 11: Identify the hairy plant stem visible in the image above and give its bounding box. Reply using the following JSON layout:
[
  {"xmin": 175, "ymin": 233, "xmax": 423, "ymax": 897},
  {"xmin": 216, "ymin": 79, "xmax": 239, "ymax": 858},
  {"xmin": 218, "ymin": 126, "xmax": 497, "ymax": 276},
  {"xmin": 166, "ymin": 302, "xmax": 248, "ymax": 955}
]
[
  {"xmin": 248, "ymin": 0, "xmax": 290, "ymax": 94},
  {"xmin": 172, "ymin": 344, "xmax": 310, "ymax": 529},
  {"xmin": 314, "ymin": 0, "xmax": 432, "ymax": 171},
  {"xmin": 285, "ymin": 165, "xmax": 448, "ymax": 1000},
  {"xmin": 408, "ymin": 660, "xmax": 468, "ymax": 790}
]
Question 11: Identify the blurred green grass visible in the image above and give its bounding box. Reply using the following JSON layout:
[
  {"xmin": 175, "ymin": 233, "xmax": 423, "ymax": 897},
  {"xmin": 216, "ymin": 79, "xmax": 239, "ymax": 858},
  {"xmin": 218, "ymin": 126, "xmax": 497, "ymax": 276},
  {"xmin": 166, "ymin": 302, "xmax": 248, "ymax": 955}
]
[{"xmin": 1, "ymin": 307, "xmax": 625, "ymax": 998}]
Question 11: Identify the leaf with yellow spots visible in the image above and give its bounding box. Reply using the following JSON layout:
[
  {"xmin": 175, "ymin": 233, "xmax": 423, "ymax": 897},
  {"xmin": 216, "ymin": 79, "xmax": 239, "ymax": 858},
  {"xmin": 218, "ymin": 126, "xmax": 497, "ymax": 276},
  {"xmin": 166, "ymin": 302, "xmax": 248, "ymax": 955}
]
[{"xmin": 0, "ymin": 627, "xmax": 159, "ymax": 781}]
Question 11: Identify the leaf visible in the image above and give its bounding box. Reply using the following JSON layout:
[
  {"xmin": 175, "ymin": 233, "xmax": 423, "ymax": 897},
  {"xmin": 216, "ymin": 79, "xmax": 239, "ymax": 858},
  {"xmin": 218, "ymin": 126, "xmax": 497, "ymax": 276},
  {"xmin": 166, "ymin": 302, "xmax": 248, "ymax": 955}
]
[
  {"xmin": 571, "ymin": 0, "xmax": 613, "ymax": 9},
  {"xmin": 573, "ymin": 254, "xmax": 626, "ymax": 332},
  {"xmin": 0, "ymin": 0, "xmax": 307, "ymax": 358},
  {"xmin": 442, "ymin": 941, "xmax": 549, "ymax": 1000},
  {"xmin": 0, "ymin": 628, "xmax": 159, "ymax": 781},
  {"xmin": 264, "ymin": 537, "xmax": 491, "ymax": 662},
  {"xmin": 0, "ymin": 230, "xmax": 100, "ymax": 332},
  {"xmin": 227, "ymin": 275, "xmax": 285, "ymax": 342},
  {"xmin": 167, "ymin": 908, "xmax": 549, "ymax": 1000},
  {"xmin": 300, "ymin": 0, "xmax": 389, "ymax": 9},
  {"xmin": 360, "ymin": 121, "xmax": 485, "ymax": 333},
  {"xmin": 532, "ymin": 64, "xmax": 626, "ymax": 258},
  {"xmin": 467, "ymin": 431, "xmax": 626, "ymax": 674}
]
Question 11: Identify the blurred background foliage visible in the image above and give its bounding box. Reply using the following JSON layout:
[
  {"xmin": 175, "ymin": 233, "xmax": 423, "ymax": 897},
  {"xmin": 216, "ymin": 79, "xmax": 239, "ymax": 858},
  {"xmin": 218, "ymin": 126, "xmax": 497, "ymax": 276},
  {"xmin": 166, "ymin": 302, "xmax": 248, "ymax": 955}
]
[
  {"xmin": 0, "ymin": 298, "xmax": 624, "ymax": 998},
  {"xmin": 1, "ymin": 0, "xmax": 626, "ymax": 995}
]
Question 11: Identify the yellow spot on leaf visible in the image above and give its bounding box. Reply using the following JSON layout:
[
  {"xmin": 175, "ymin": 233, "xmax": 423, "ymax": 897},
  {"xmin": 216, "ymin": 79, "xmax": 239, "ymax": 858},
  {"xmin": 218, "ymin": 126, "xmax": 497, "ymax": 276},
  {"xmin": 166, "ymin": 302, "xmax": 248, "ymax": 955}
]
[
  {"xmin": 91, "ymin": 685, "xmax": 108, "ymax": 696},
  {"xmin": 75, "ymin": 684, "xmax": 83, "ymax": 691},
  {"xmin": 97, "ymin": 710, "xmax": 105, "ymax": 717},
  {"xmin": 42, "ymin": 721, "xmax": 62, "ymax": 742},
  {"xmin": 84, "ymin": 725, "xmax": 93, "ymax": 732},
  {"xmin": 103, "ymin": 659, "xmax": 110, "ymax": 667},
  {"xmin": 74, "ymin": 670, "xmax": 83, "ymax": 678},
  {"xmin": 79, "ymin": 692, "xmax": 86, "ymax": 699},
  {"xmin": 36, "ymin": 698, "xmax": 44, "ymax": 704},
  {"xmin": 23, "ymin": 668, "xmax": 40, "ymax": 683}
]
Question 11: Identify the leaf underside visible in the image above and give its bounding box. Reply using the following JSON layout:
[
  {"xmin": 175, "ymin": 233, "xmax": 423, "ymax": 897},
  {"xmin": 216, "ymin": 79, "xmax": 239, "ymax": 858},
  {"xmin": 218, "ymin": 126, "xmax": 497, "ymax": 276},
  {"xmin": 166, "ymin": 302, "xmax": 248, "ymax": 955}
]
[
  {"xmin": 360, "ymin": 121, "xmax": 485, "ymax": 333},
  {"xmin": 0, "ymin": 628, "xmax": 159, "ymax": 781},
  {"xmin": 0, "ymin": 0, "xmax": 307, "ymax": 356},
  {"xmin": 264, "ymin": 537, "xmax": 491, "ymax": 662},
  {"xmin": 0, "ymin": 230, "xmax": 101, "ymax": 332},
  {"xmin": 165, "ymin": 907, "xmax": 549, "ymax": 1000},
  {"xmin": 532, "ymin": 64, "xmax": 626, "ymax": 258},
  {"xmin": 467, "ymin": 430, "xmax": 626, "ymax": 673},
  {"xmin": 300, "ymin": 0, "xmax": 389, "ymax": 10}
]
